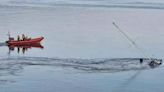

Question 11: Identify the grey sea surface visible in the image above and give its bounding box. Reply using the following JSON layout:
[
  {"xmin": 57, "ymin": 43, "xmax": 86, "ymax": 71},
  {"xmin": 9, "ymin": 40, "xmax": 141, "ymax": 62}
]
[{"xmin": 0, "ymin": 3, "xmax": 164, "ymax": 92}]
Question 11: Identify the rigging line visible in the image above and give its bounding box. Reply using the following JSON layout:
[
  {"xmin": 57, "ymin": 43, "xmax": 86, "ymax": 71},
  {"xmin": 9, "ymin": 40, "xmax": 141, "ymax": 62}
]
[{"xmin": 112, "ymin": 22, "xmax": 152, "ymax": 60}]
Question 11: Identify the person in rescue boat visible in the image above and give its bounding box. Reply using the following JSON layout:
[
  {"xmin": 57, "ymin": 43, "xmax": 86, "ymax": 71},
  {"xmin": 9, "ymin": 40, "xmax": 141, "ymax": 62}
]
[
  {"xmin": 17, "ymin": 35, "xmax": 20, "ymax": 41},
  {"xmin": 22, "ymin": 34, "xmax": 25, "ymax": 40},
  {"xmin": 22, "ymin": 34, "xmax": 30, "ymax": 40}
]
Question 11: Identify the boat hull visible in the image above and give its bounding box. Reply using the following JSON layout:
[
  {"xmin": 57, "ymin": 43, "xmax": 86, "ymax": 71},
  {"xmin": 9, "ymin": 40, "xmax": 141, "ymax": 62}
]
[{"xmin": 7, "ymin": 37, "xmax": 44, "ymax": 45}]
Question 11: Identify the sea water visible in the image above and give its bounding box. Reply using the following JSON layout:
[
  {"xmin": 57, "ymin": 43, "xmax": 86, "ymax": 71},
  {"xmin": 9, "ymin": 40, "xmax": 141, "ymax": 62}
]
[{"xmin": 0, "ymin": 0, "xmax": 164, "ymax": 92}]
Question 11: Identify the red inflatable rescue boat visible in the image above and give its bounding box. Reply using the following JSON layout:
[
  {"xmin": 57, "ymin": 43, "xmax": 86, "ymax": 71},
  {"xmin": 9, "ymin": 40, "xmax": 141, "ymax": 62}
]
[{"xmin": 7, "ymin": 37, "xmax": 44, "ymax": 45}]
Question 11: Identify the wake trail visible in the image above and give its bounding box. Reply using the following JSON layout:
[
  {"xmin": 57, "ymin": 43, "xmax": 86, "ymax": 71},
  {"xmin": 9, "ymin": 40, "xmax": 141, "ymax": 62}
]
[
  {"xmin": 0, "ymin": 42, "xmax": 7, "ymax": 46},
  {"xmin": 0, "ymin": 56, "xmax": 162, "ymax": 73}
]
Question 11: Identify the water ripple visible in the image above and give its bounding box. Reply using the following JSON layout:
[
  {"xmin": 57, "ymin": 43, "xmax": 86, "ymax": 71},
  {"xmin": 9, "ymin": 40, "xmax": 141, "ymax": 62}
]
[
  {"xmin": 1, "ymin": 0, "xmax": 164, "ymax": 10},
  {"xmin": 0, "ymin": 57, "xmax": 162, "ymax": 73},
  {"xmin": 0, "ymin": 56, "xmax": 162, "ymax": 84}
]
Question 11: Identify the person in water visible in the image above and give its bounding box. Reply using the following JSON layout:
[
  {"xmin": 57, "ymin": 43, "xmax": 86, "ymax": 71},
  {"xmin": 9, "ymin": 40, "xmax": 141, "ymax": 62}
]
[{"xmin": 140, "ymin": 58, "xmax": 143, "ymax": 64}]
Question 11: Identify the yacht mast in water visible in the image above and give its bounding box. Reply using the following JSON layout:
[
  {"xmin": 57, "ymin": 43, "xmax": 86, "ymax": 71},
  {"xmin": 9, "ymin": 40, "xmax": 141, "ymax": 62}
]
[{"xmin": 112, "ymin": 22, "xmax": 162, "ymax": 65}]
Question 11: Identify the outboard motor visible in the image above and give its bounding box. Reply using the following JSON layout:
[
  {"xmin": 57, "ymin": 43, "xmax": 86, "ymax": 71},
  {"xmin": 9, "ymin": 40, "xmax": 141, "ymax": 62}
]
[
  {"xmin": 9, "ymin": 37, "xmax": 14, "ymax": 41},
  {"xmin": 6, "ymin": 37, "xmax": 14, "ymax": 44}
]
